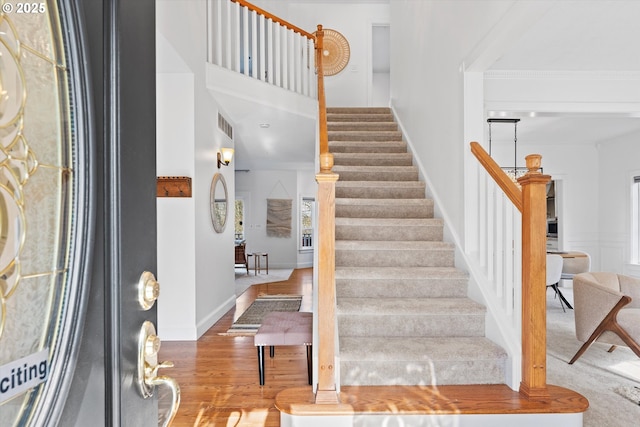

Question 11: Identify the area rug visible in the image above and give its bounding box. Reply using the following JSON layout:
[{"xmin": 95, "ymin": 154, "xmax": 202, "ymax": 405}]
[
  {"xmin": 224, "ymin": 294, "xmax": 302, "ymax": 336},
  {"xmin": 235, "ymin": 268, "xmax": 293, "ymax": 296},
  {"xmin": 614, "ymin": 385, "xmax": 640, "ymax": 406}
]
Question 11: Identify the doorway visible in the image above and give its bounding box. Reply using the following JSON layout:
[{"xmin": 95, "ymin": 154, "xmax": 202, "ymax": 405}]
[{"xmin": 371, "ymin": 24, "xmax": 390, "ymax": 106}]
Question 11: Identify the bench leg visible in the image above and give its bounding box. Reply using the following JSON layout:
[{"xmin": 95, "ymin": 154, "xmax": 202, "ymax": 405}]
[
  {"xmin": 306, "ymin": 345, "xmax": 312, "ymax": 385},
  {"xmin": 257, "ymin": 346, "xmax": 265, "ymax": 385}
]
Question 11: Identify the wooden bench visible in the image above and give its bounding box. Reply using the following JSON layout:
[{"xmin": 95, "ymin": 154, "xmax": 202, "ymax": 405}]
[{"xmin": 254, "ymin": 311, "xmax": 312, "ymax": 386}]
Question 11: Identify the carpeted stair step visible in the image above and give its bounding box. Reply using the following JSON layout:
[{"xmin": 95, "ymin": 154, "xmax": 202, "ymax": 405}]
[
  {"xmin": 339, "ymin": 336, "xmax": 507, "ymax": 386},
  {"xmin": 336, "ymin": 218, "xmax": 443, "ymax": 241},
  {"xmin": 329, "ymin": 130, "xmax": 403, "ymax": 142},
  {"xmin": 333, "ymin": 152, "xmax": 413, "ymax": 167},
  {"xmin": 336, "ymin": 198, "xmax": 434, "ymax": 219},
  {"xmin": 328, "ymin": 122, "xmax": 398, "ymax": 132},
  {"xmin": 335, "ymin": 267, "xmax": 468, "ymax": 298},
  {"xmin": 329, "ymin": 140, "xmax": 407, "ymax": 154},
  {"xmin": 333, "ymin": 165, "xmax": 419, "ymax": 182},
  {"xmin": 336, "ymin": 240, "xmax": 454, "ymax": 267},
  {"xmin": 337, "ymin": 297, "xmax": 486, "ymax": 337},
  {"xmin": 327, "ymin": 113, "xmax": 395, "ymax": 123},
  {"xmin": 336, "ymin": 181, "xmax": 426, "ymax": 199},
  {"xmin": 327, "ymin": 107, "xmax": 391, "ymax": 115}
]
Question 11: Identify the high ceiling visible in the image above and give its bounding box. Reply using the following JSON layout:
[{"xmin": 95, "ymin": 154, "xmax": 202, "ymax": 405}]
[
  {"xmin": 225, "ymin": 1, "xmax": 640, "ymax": 171},
  {"xmin": 487, "ymin": 0, "xmax": 640, "ymax": 145}
]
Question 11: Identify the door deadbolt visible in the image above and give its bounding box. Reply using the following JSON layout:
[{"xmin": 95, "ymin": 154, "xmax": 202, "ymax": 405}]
[
  {"xmin": 137, "ymin": 321, "xmax": 180, "ymax": 427},
  {"xmin": 138, "ymin": 271, "xmax": 160, "ymax": 310}
]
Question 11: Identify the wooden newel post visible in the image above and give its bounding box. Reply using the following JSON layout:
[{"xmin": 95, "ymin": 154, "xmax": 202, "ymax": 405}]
[
  {"xmin": 517, "ymin": 154, "xmax": 551, "ymax": 400},
  {"xmin": 315, "ymin": 167, "xmax": 340, "ymax": 404}
]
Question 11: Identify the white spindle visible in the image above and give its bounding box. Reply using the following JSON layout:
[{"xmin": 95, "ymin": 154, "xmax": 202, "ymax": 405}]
[
  {"xmin": 288, "ymin": 31, "xmax": 295, "ymax": 91},
  {"xmin": 258, "ymin": 15, "xmax": 265, "ymax": 81},
  {"xmin": 495, "ymin": 192, "xmax": 505, "ymax": 297},
  {"xmin": 479, "ymin": 172, "xmax": 488, "ymax": 268},
  {"xmin": 281, "ymin": 26, "xmax": 288, "ymax": 89},
  {"xmin": 214, "ymin": 0, "xmax": 222, "ymax": 65},
  {"xmin": 250, "ymin": 10, "xmax": 258, "ymax": 79},
  {"xmin": 273, "ymin": 24, "xmax": 282, "ymax": 87},
  {"xmin": 233, "ymin": 2, "xmax": 241, "ymax": 72},
  {"xmin": 242, "ymin": 7, "xmax": 249, "ymax": 75},
  {"xmin": 267, "ymin": 19, "xmax": 274, "ymax": 84}
]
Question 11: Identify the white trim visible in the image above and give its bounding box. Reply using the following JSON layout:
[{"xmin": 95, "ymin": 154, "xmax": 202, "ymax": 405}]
[{"xmin": 485, "ymin": 70, "xmax": 640, "ymax": 80}]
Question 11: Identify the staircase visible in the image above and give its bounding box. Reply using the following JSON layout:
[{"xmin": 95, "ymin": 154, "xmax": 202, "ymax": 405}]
[{"xmin": 330, "ymin": 107, "xmax": 507, "ymax": 386}]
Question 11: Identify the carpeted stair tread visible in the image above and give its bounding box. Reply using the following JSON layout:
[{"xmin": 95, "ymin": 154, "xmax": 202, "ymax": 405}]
[
  {"xmin": 328, "ymin": 122, "xmax": 398, "ymax": 131},
  {"xmin": 333, "ymin": 165, "xmax": 419, "ymax": 181},
  {"xmin": 333, "ymin": 152, "xmax": 413, "ymax": 166},
  {"xmin": 340, "ymin": 336, "xmax": 507, "ymax": 361},
  {"xmin": 336, "ymin": 240, "xmax": 453, "ymax": 251},
  {"xmin": 335, "ymin": 266, "xmax": 467, "ymax": 280},
  {"xmin": 336, "ymin": 241, "xmax": 454, "ymax": 268},
  {"xmin": 329, "ymin": 140, "xmax": 407, "ymax": 153},
  {"xmin": 340, "ymin": 337, "xmax": 507, "ymax": 386},
  {"xmin": 337, "ymin": 297, "xmax": 486, "ymax": 316},
  {"xmin": 336, "ymin": 181, "xmax": 426, "ymax": 199},
  {"xmin": 327, "ymin": 107, "xmax": 391, "ymax": 114},
  {"xmin": 335, "ymin": 267, "xmax": 468, "ymax": 298},
  {"xmin": 336, "ymin": 217, "xmax": 443, "ymax": 241},
  {"xmin": 329, "ymin": 130, "xmax": 403, "ymax": 141},
  {"xmin": 327, "ymin": 113, "xmax": 395, "ymax": 122},
  {"xmin": 336, "ymin": 198, "xmax": 433, "ymax": 219}
]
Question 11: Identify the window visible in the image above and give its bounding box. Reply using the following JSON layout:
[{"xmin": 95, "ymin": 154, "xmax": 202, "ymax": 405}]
[
  {"xmin": 235, "ymin": 198, "xmax": 244, "ymax": 241},
  {"xmin": 632, "ymin": 176, "xmax": 640, "ymax": 264},
  {"xmin": 300, "ymin": 197, "xmax": 315, "ymax": 249}
]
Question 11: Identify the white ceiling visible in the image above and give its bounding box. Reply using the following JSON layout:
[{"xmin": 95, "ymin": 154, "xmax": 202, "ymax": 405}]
[
  {"xmin": 222, "ymin": 1, "xmax": 640, "ymax": 171},
  {"xmin": 487, "ymin": 1, "xmax": 640, "ymax": 145}
]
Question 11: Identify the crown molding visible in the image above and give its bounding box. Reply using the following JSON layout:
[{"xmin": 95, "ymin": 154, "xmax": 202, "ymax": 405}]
[{"xmin": 484, "ymin": 70, "xmax": 640, "ymax": 81}]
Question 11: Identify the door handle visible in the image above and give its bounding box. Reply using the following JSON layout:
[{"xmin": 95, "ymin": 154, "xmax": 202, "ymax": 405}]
[{"xmin": 137, "ymin": 321, "xmax": 180, "ymax": 427}]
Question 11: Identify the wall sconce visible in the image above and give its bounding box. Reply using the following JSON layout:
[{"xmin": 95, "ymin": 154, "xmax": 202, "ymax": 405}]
[{"xmin": 217, "ymin": 148, "xmax": 234, "ymax": 168}]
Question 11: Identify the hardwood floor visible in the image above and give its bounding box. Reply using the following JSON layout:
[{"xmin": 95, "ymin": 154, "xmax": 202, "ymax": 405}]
[{"xmin": 159, "ymin": 268, "xmax": 313, "ymax": 427}]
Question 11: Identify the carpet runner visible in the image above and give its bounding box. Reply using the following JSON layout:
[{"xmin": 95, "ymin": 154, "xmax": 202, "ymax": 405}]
[{"xmin": 330, "ymin": 107, "xmax": 507, "ymax": 386}]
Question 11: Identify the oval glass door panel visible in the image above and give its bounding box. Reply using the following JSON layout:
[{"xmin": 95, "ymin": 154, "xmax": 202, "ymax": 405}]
[{"xmin": 0, "ymin": 3, "xmax": 93, "ymax": 426}]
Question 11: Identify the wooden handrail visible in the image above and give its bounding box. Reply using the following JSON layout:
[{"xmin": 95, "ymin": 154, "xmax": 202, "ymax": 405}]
[
  {"xmin": 470, "ymin": 141, "xmax": 551, "ymax": 401},
  {"xmin": 316, "ymin": 25, "xmax": 331, "ymax": 173},
  {"xmin": 230, "ymin": 0, "xmax": 316, "ymax": 40},
  {"xmin": 314, "ymin": 25, "xmax": 339, "ymax": 404},
  {"xmin": 470, "ymin": 141, "xmax": 522, "ymax": 212}
]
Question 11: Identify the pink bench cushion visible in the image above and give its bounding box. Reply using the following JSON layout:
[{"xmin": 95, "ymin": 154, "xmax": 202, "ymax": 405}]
[{"xmin": 254, "ymin": 311, "xmax": 312, "ymax": 346}]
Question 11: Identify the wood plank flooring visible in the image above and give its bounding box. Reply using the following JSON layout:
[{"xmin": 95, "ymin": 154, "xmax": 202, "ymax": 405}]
[{"xmin": 159, "ymin": 268, "xmax": 313, "ymax": 427}]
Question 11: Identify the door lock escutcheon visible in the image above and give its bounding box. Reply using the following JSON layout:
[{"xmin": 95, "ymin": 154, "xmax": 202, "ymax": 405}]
[
  {"xmin": 137, "ymin": 321, "xmax": 180, "ymax": 427},
  {"xmin": 138, "ymin": 271, "xmax": 160, "ymax": 310}
]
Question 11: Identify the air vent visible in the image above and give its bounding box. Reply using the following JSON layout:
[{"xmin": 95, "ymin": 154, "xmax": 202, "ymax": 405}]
[{"xmin": 218, "ymin": 112, "xmax": 233, "ymax": 140}]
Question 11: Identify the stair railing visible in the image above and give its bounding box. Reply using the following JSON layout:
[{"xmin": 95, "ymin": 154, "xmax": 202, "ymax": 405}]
[
  {"xmin": 209, "ymin": 0, "xmax": 340, "ymax": 404},
  {"xmin": 470, "ymin": 141, "xmax": 551, "ymax": 400},
  {"xmin": 208, "ymin": 0, "xmax": 316, "ymax": 97}
]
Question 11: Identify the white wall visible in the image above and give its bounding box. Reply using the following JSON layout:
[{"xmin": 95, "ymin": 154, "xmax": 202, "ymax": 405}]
[
  {"xmin": 491, "ymin": 140, "xmax": 600, "ymax": 265},
  {"xmin": 255, "ymin": 0, "xmax": 390, "ymax": 107},
  {"xmin": 598, "ymin": 132, "xmax": 640, "ymax": 277},
  {"xmin": 484, "ymin": 72, "xmax": 640, "ymax": 273},
  {"xmin": 390, "ymin": 0, "xmax": 513, "ymax": 241},
  {"xmin": 157, "ymin": 0, "xmax": 236, "ymax": 340},
  {"xmin": 235, "ymin": 169, "xmax": 316, "ymax": 269}
]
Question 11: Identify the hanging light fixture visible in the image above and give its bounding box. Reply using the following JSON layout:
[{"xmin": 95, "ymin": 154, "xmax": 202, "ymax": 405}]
[{"xmin": 487, "ymin": 118, "xmax": 538, "ymax": 182}]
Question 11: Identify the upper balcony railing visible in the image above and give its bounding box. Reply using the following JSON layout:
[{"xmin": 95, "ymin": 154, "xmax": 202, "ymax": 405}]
[{"xmin": 208, "ymin": 0, "xmax": 316, "ymax": 98}]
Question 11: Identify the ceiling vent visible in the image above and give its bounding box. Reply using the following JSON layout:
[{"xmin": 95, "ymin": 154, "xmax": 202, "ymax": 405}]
[{"xmin": 218, "ymin": 112, "xmax": 233, "ymax": 140}]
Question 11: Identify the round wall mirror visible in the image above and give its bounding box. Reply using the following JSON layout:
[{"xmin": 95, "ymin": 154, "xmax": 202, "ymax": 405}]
[{"xmin": 210, "ymin": 173, "xmax": 228, "ymax": 233}]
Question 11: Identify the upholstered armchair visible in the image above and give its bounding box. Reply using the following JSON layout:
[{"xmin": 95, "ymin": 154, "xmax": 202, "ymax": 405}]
[{"xmin": 569, "ymin": 272, "xmax": 640, "ymax": 364}]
